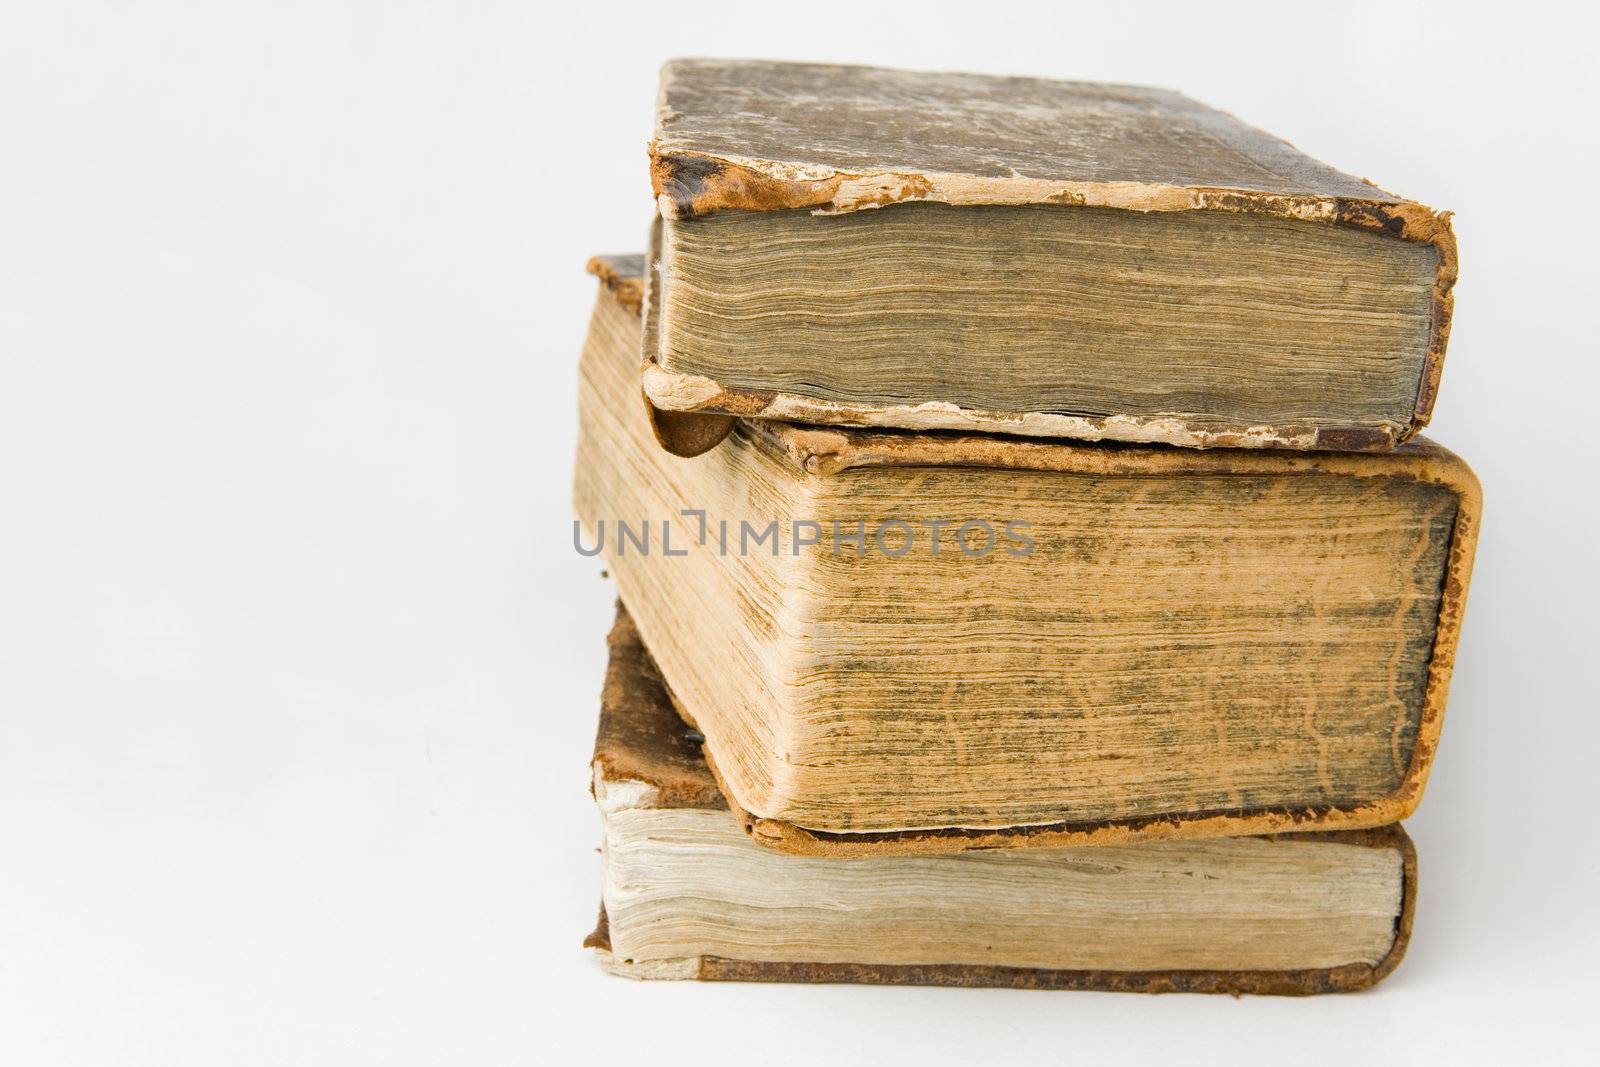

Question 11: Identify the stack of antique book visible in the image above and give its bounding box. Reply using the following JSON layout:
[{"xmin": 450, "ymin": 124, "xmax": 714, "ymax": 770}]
[{"xmin": 572, "ymin": 59, "xmax": 1479, "ymax": 995}]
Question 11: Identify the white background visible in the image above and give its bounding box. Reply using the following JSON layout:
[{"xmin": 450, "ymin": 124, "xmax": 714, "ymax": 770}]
[{"xmin": 3, "ymin": 2, "xmax": 1597, "ymax": 1063}]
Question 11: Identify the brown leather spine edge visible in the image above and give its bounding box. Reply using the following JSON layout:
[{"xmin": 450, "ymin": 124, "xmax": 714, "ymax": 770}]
[
  {"xmin": 584, "ymin": 254, "xmax": 645, "ymax": 317},
  {"xmin": 634, "ymin": 222, "xmax": 736, "ymax": 458},
  {"xmin": 581, "ymin": 901, "xmax": 610, "ymax": 952},
  {"xmin": 583, "ymin": 825, "xmax": 1414, "ymax": 995},
  {"xmin": 591, "ymin": 602, "xmax": 727, "ymax": 811}
]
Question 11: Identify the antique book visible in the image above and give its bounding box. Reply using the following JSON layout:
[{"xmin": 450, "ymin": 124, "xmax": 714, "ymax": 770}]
[
  {"xmin": 575, "ymin": 255, "xmax": 1480, "ymax": 856},
  {"xmin": 586, "ymin": 604, "xmax": 1416, "ymax": 995},
  {"xmin": 644, "ymin": 59, "xmax": 1457, "ymax": 456}
]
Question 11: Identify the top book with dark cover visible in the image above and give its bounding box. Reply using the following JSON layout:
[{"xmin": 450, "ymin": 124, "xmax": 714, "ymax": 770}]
[{"xmin": 646, "ymin": 59, "xmax": 1456, "ymax": 455}]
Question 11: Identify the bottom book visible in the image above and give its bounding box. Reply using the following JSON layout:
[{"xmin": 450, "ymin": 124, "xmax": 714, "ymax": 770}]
[{"xmin": 586, "ymin": 604, "xmax": 1416, "ymax": 995}]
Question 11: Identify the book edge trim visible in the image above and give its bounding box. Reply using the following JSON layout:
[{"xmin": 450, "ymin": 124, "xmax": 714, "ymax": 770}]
[
  {"xmin": 641, "ymin": 364, "xmax": 1408, "ymax": 453},
  {"xmin": 647, "ymin": 148, "xmax": 1455, "ymax": 433},
  {"xmin": 611, "ymin": 225, "xmax": 1452, "ymax": 454},
  {"xmin": 582, "ymin": 825, "xmax": 1415, "ymax": 995}
]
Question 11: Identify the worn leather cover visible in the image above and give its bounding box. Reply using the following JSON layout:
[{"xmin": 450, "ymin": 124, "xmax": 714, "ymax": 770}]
[
  {"xmin": 584, "ymin": 254, "xmax": 645, "ymax": 317},
  {"xmin": 652, "ymin": 61, "xmax": 1436, "ymax": 221},
  {"xmin": 644, "ymin": 60, "xmax": 1456, "ymax": 454},
  {"xmin": 591, "ymin": 601, "xmax": 725, "ymax": 812},
  {"xmin": 587, "ymin": 603, "xmax": 1416, "ymax": 995}
]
